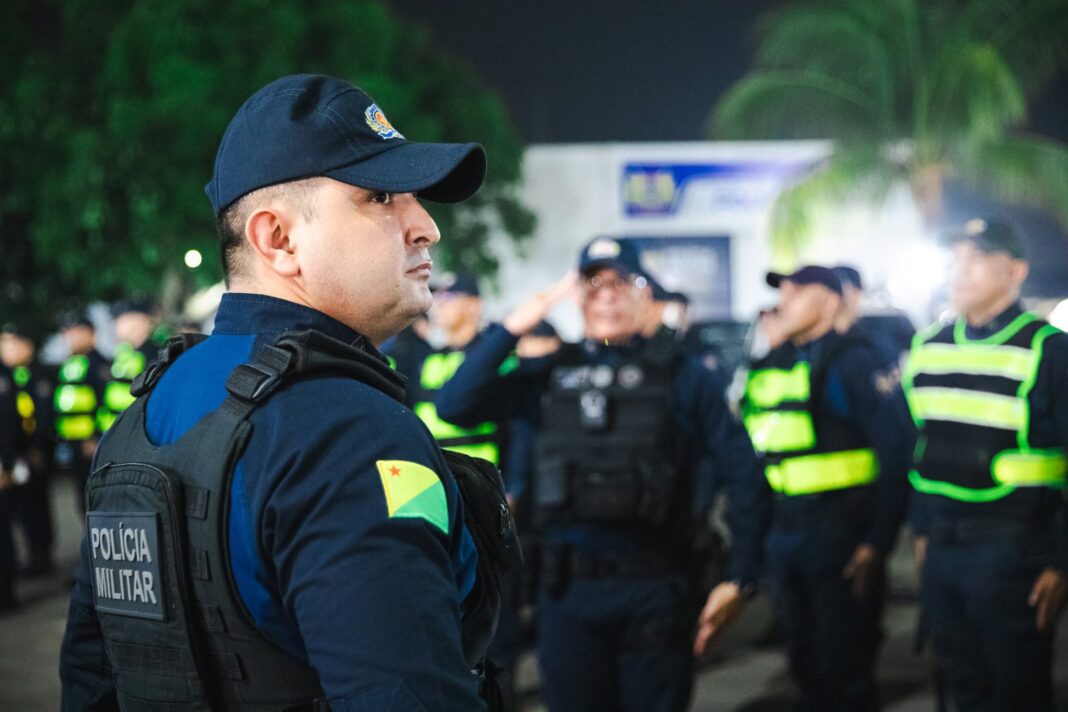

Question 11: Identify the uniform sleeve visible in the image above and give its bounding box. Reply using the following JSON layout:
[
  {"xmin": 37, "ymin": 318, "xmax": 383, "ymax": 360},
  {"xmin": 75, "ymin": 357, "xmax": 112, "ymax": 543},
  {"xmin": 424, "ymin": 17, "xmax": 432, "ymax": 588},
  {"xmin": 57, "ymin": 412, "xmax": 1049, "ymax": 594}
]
[
  {"xmin": 0, "ymin": 373, "xmax": 19, "ymax": 469},
  {"xmin": 59, "ymin": 536, "xmax": 119, "ymax": 712},
  {"xmin": 831, "ymin": 348, "xmax": 915, "ymax": 554},
  {"xmin": 683, "ymin": 358, "xmax": 771, "ymax": 585},
  {"xmin": 257, "ymin": 398, "xmax": 484, "ymax": 711},
  {"xmin": 434, "ymin": 324, "xmax": 543, "ymax": 426},
  {"xmin": 1036, "ymin": 331, "xmax": 1068, "ymax": 573}
]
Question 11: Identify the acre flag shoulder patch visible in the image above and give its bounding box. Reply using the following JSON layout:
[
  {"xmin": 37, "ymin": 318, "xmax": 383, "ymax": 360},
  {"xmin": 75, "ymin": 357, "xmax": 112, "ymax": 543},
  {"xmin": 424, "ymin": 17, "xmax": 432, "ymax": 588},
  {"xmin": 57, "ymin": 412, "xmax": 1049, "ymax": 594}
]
[{"xmin": 376, "ymin": 460, "xmax": 449, "ymax": 535}]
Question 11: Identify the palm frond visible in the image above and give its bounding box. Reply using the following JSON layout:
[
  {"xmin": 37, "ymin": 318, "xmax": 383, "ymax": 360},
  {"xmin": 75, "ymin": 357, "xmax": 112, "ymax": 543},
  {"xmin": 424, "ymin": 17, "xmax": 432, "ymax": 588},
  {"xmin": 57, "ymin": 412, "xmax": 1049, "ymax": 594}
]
[
  {"xmin": 766, "ymin": 147, "xmax": 903, "ymax": 266},
  {"xmin": 953, "ymin": 134, "xmax": 1068, "ymax": 228},
  {"xmin": 925, "ymin": 41, "xmax": 1027, "ymax": 144},
  {"xmin": 711, "ymin": 70, "xmax": 879, "ymax": 140}
]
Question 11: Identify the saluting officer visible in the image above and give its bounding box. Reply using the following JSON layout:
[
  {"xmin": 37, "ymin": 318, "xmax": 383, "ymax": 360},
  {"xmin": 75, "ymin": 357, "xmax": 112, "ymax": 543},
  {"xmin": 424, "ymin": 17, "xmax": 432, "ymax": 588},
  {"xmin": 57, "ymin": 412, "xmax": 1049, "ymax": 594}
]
[
  {"xmin": 436, "ymin": 237, "xmax": 770, "ymax": 712},
  {"xmin": 60, "ymin": 74, "xmax": 509, "ymax": 711},
  {"xmin": 905, "ymin": 219, "xmax": 1068, "ymax": 711},
  {"xmin": 741, "ymin": 266, "xmax": 913, "ymax": 711}
]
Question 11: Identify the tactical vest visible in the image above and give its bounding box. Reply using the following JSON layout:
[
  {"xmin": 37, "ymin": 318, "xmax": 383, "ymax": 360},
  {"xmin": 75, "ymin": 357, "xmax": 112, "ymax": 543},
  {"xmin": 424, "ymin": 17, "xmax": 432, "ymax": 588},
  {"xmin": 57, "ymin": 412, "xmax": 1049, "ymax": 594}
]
[
  {"xmin": 414, "ymin": 349, "xmax": 514, "ymax": 466},
  {"xmin": 533, "ymin": 339, "xmax": 684, "ymax": 528},
  {"xmin": 13, "ymin": 365, "xmax": 37, "ymax": 436},
  {"xmin": 741, "ymin": 336, "xmax": 878, "ymax": 496},
  {"xmin": 87, "ymin": 330, "xmax": 517, "ymax": 710},
  {"xmin": 903, "ymin": 312, "xmax": 1066, "ymax": 502},
  {"xmin": 55, "ymin": 354, "xmax": 99, "ymax": 442},
  {"xmin": 99, "ymin": 343, "xmax": 149, "ymax": 433}
]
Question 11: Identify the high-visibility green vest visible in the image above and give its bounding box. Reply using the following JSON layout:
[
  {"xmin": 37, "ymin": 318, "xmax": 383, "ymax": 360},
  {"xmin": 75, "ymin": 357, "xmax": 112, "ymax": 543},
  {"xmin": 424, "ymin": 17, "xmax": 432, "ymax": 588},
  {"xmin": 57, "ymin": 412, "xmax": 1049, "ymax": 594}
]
[
  {"xmin": 55, "ymin": 354, "xmax": 99, "ymax": 441},
  {"xmin": 903, "ymin": 311, "xmax": 1066, "ymax": 502},
  {"xmin": 13, "ymin": 365, "xmax": 36, "ymax": 435},
  {"xmin": 414, "ymin": 350, "xmax": 513, "ymax": 465},
  {"xmin": 98, "ymin": 343, "xmax": 148, "ymax": 432},
  {"xmin": 742, "ymin": 344, "xmax": 878, "ymax": 496}
]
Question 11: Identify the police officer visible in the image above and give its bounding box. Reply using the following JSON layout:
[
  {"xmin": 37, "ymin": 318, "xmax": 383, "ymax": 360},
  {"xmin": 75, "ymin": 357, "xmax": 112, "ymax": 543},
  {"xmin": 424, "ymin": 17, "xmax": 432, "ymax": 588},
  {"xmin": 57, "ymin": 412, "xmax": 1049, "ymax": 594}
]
[
  {"xmin": 0, "ymin": 324, "xmax": 56, "ymax": 575},
  {"xmin": 0, "ymin": 361, "xmax": 20, "ymax": 612},
  {"xmin": 60, "ymin": 73, "xmax": 503, "ymax": 710},
  {"xmin": 436, "ymin": 238, "xmax": 770, "ymax": 712},
  {"xmin": 97, "ymin": 299, "xmax": 161, "ymax": 432},
  {"xmin": 905, "ymin": 218, "xmax": 1068, "ymax": 711},
  {"xmin": 742, "ymin": 265, "xmax": 913, "ymax": 711},
  {"xmin": 832, "ymin": 264, "xmax": 915, "ymax": 367},
  {"xmin": 54, "ymin": 311, "xmax": 110, "ymax": 512}
]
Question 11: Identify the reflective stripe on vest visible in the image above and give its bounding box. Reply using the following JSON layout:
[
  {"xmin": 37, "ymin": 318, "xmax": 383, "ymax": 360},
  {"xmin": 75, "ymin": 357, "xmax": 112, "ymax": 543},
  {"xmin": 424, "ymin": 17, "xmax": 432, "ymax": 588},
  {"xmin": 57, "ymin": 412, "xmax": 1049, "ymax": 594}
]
[
  {"xmin": 766, "ymin": 449, "xmax": 878, "ymax": 496},
  {"xmin": 743, "ymin": 411, "xmax": 815, "ymax": 453},
  {"xmin": 60, "ymin": 355, "xmax": 89, "ymax": 384},
  {"xmin": 904, "ymin": 313, "xmax": 1066, "ymax": 500},
  {"xmin": 56, "ymin": 384, "xmax": 97, "ymax": 413},
  {"xmin": 745, "ymin": 361, "xmax": 810, "ymax": 409},
  {"xmin": 57, "ymin": 414, "xmax": 96, "ymax": 441},
  {"xmin": 104, "ymin": 381, "xmax": 137, "ymax": 412},
  {"xmin": 111, "ymin": 345, "xmax": 146, "ymax": 380}
]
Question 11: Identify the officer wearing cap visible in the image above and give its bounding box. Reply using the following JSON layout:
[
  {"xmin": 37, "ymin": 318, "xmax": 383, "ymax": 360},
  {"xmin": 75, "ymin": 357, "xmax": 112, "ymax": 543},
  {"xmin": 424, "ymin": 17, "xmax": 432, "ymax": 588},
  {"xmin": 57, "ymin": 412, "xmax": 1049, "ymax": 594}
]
[
  {"xmin": 741, "ymin": 265, "xmax": 913, "ymax": 710},
  {"xmin": 0, "ymin": 324, "xmax": 57, "ymax": 575},
  {"xmin": 904, "ymin": 218, "xmax": 1068, "ymax": 711},
  {"xmin": 831, "ymin": 265, "xmax": 914, "ymax": 367},
  {"xmin": 97, "ymin": 299, "xmax": 161, "ymax": 433},
  {"xmin": 0, "ymin": 360, "xmax": 21, "ymax": 612},
  {"xmin": 436, "ymin": 237, "xmax": 770, "ymax": 711},
  {"xmin": 54, "ymin": 311, "xmax": 111, "ymax": 511},
  {"xmin": 60, "ymin": 74, "xmax": 499, "ymax": 710}
]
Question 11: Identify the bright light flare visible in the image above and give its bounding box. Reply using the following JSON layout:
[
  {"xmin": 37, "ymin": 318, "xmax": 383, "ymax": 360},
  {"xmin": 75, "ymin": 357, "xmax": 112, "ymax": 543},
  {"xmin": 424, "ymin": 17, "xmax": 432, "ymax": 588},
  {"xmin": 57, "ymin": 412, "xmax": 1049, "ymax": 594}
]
[
  {"xmin": 184, "ymin": 249, "xmax": 203, "ymax": 269},
  {"xmin": 887, "ymin": 242, "xmax": 948, "ymax": 306}
]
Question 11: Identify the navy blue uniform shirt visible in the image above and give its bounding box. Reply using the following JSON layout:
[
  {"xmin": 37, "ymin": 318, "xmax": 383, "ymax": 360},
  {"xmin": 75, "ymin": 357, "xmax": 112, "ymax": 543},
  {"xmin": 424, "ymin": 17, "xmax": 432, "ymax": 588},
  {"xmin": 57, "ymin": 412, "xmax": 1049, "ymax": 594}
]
[
  {"xmin": 435, "ymin": 323, "xmax": 771, "ymax": 585},
  {"xmin": 60, "ymin": 294, "xmax": 483, "ymax": 711},
  {"xmin": 909, "ymin": 303, "xmax": 1068, "ymax": 573},
  {"xmin": 793, "ymin": 331, "xmax": 915, "ymax": 554}
]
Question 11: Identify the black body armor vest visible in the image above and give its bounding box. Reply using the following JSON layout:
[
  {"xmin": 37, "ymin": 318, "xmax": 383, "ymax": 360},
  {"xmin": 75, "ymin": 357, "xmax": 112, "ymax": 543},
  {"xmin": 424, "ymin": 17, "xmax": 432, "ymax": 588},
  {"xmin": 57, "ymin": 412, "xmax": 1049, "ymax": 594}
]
[
  {"xmin": 533, "ymin": 338, "xmax": 684, "ymax": 529},
  {"xmin": 88, "ymin": 330, "xmax": 519, "ymax": 710}
]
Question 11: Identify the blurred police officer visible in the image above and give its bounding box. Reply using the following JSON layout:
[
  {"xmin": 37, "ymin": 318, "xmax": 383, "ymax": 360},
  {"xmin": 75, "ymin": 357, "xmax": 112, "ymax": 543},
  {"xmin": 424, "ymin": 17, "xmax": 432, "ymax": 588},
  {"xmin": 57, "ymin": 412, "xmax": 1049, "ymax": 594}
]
[
  {"xmin": 97, "ymin": 299, "xmax": 160, "ymax": 432},
  {"xmin": 832, "ymin": 264, "xmax": 914, "ymax": 367},
  {"xmin": 436, "ymin": 238, "xmax": 770, "ymax": 712},
  {"xmin": 54, "ymin": 312, "xmax": 110, "ymax": 511},
  {"xmin": 60, "ymin": 73, "xmax": 500, "ymax": 710},
  {"xmin": 742, "ymin": 266, "xmax": 913, "ymax": 711},
  {"xmin": 905, "ymin": 219, "xmax": 1068, "ymax": 711},
  {"xmin": 0, "ymin": 361, "xmax": 20, "ymax": 612},
  {"xmin": 0, "ymin": 324, "xmax": 56, "ymax": 575}
]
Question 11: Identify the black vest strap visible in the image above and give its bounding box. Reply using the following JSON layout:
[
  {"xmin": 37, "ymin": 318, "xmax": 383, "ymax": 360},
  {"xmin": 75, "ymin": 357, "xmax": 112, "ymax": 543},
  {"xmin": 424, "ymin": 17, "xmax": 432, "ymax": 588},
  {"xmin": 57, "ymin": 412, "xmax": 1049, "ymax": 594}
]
[{"xmin": 131, "ymin": 333, "xmax": 209, "ymax": 397}]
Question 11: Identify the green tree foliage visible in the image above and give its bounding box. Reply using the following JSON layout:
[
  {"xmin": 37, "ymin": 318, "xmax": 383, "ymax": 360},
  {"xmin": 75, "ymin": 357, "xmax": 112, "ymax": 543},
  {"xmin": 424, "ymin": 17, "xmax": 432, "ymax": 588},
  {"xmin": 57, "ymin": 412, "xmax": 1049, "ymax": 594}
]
[
  {"xmin": 710, "ymin": 0, "xmax": 1068, "ymax": 266},
  {"xmin": 0, "ymin": 0, "xmax": 534, "ymax": 338}
]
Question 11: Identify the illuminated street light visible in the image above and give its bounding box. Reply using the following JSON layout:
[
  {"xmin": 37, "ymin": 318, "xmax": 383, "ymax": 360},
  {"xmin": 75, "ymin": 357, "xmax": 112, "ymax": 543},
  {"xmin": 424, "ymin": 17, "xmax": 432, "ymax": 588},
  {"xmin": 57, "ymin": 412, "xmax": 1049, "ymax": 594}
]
[{"xmin": 184, "ymin": 249, "xmax": 203, "ymax": 269}]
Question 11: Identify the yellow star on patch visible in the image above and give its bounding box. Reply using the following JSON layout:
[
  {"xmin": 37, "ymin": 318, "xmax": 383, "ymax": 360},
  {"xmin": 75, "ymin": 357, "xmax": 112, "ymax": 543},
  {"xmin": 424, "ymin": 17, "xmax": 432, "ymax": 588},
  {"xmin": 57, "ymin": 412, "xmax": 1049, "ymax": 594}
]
[{"xmin": 375, "ymin": 460, "xmax": 449, "ymax": 534}]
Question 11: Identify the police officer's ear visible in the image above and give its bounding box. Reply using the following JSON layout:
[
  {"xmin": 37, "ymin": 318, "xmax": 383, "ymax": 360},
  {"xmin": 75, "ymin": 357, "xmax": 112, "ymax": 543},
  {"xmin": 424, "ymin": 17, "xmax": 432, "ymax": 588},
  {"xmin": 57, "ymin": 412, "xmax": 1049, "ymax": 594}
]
[
  {"xmin": 1009, "ymin": 258, "xmax": 1029, "ymax": 289},
  {"xmin": 245, "ymin": 204, "xmax": 300, "ymax": 278}
]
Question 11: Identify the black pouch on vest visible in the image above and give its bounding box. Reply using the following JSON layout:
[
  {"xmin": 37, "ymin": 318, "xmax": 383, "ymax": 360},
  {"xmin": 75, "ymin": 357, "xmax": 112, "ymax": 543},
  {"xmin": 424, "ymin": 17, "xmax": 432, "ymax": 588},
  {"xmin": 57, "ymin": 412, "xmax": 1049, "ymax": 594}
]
[{"xmin": 443, "ymin": 450, "xmax": 523, "ymax": 666}]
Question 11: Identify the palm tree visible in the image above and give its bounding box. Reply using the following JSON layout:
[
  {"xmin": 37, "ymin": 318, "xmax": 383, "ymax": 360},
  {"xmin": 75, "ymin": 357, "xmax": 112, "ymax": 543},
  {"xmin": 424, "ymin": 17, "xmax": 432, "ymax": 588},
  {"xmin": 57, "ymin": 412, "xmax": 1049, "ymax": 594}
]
[{"xmin": 711, "ymin": 0, "xmax": 1068, "ymax": 265}]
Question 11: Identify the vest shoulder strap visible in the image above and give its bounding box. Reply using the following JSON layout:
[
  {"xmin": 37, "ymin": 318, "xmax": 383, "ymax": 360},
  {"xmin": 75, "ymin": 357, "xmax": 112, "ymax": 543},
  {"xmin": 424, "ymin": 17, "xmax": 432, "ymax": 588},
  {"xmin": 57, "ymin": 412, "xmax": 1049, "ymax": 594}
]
[{"xmin": 131, "ymin": 333, "xmax": 208, "ymax": 397}]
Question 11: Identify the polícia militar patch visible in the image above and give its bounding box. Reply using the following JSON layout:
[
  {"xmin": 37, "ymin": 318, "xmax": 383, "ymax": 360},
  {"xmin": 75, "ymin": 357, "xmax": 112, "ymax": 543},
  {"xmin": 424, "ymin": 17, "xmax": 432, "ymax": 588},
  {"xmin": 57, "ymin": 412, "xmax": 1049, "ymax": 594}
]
[{"xmin": 87, "ymin": 511, "xmax": 165, "ymax": 621}]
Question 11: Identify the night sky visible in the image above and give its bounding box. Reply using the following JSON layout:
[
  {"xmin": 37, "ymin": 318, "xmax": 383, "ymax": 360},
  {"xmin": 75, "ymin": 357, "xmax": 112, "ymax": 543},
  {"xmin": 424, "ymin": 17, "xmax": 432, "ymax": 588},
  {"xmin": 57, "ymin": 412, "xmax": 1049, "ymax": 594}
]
[{"xmin": 390, "ymin": 1, "xmax": 1068, "ymax": 145}]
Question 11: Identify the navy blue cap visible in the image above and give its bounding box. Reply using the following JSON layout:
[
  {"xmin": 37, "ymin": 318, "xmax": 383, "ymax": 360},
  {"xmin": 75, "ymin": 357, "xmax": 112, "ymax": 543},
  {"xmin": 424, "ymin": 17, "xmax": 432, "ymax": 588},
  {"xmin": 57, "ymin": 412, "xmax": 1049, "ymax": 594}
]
[
  {"xmin": 831, "ymin": 265, "xmax": 863, "ymax": 290},
  {"xmin": 431, "ymin": 272, "xmax": 480, "ymax": 297},
  {"xmin": 1, "ymin": 322, "xmax": 28, "ymax": 339},
  {"xmin": 662, "ymin": 290, "xmax": 690, "ymax": 305},
  {"xmin": 578, "ymin": 237, "xmax": 649, "ymax": 279},
  {"xmin": 58, "ymin": 311, "xmax": 94, "ymax": 330},
  {"xmin": 950, "ymin": 218, "xmax": 1026, "ymax": 259},
  {"xmin": 766, "ymin": 265, "xmax": 843, "ymax": 295},
  {"xmin": 529, "ymin": 319, "xmax": 559, "ymax": 339},
  {"xmin": 206, "ymin": 74, "xmax": 487, "ymax": 216}
]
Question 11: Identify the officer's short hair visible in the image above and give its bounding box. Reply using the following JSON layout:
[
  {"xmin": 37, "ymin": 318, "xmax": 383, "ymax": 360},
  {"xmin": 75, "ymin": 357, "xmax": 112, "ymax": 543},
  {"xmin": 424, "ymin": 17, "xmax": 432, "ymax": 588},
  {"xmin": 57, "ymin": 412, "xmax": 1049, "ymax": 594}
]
[{"xmin": 217, "ymin": 178, "xmax": 322, "ymax": 282}]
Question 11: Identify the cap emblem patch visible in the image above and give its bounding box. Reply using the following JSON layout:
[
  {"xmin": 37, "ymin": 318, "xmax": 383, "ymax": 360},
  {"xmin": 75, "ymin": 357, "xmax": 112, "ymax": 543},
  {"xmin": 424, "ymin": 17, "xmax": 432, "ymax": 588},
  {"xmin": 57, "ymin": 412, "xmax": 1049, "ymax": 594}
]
[
  {"xmin": 365, "ymin": 103, "xmax": 404, "ymax": 140},
  {"xmin": 588, "ymin": 239, "xmax": 621, "ymax": 259}
]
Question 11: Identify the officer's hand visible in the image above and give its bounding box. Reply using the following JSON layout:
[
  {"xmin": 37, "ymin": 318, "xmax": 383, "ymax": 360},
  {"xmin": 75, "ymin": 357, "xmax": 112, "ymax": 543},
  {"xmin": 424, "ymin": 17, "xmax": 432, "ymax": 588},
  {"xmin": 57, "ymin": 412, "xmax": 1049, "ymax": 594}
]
[
  {"xmin": 693, "ymin": 581, "xmax": 745, "ymax": 657},
  {"xmin": 842, "ymin": 544, "xmax": 881, "ymax": 601},
  {"xmin": 0, "ymin": 470, "xmax": 11, "ymax": 491},
  {"xmin": 1029, "ymin": 567, "xmax": 1068, "ymax": 632},
  {"xmin": 80, "ymin": 438, "xmax": 98, "ymax": 459},
  {"xmin": 912, "ymin": 535, "xmax": 928, "ymax": 574},
  {"xmin": 502, "ymin": 272, "xmax": 578, "ymax": 336}
]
